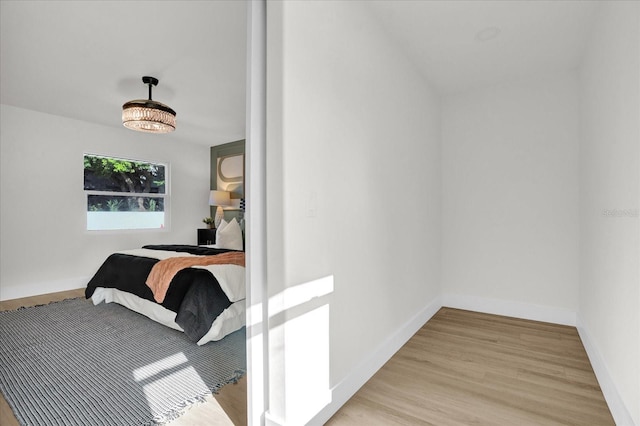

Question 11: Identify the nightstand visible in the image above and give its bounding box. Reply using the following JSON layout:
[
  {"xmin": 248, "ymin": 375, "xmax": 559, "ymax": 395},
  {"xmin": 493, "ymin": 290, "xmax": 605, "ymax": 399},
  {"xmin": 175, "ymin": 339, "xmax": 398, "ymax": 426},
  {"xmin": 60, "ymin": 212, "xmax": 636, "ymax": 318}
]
[{"xmin": 197, "ymin": 228, "xmax": 216, "ymax": 245}]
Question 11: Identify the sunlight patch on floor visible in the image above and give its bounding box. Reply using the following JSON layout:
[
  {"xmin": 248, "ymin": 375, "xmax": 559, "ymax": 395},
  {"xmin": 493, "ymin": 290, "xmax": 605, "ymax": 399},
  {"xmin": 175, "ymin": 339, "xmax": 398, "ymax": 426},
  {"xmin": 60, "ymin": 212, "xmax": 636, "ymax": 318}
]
[
  {"xmin": 133, "ymin": 352, "xmax": 211, "ymax": 421},
  {"xmin": 133, "ymin": 352, "xmax": 190, "ymax": 381}
]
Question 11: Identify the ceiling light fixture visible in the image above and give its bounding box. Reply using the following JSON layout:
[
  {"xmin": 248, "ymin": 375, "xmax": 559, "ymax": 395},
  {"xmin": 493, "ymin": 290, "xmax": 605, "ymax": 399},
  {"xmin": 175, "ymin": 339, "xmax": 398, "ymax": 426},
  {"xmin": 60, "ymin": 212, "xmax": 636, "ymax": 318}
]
[{"xmin": 122, "ymin": 76, "xmax": 176, "ymax": 133}]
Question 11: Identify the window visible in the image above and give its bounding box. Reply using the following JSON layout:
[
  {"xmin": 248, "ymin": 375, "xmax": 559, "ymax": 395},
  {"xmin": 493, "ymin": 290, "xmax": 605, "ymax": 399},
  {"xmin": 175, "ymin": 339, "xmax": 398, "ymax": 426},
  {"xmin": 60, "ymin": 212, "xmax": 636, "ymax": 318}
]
[{"xmin": 84, "ymin": 154, "xmax": 168, "ymax": 231}]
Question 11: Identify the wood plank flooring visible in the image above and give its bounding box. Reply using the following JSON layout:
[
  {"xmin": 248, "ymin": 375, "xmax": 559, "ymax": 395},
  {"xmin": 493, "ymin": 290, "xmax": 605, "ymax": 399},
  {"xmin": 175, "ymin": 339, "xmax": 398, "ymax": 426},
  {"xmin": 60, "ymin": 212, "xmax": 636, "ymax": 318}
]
[
  {"xmin": 327, "ymin": 307, "xmax": 614, "ymax": 426},
  {"xmin": 0, "ymin": 289, "xmax": 247, "ymax": 426},
  {"xmin": 2, "ymin": 292, "xmax": 614, "ymax": 426}
]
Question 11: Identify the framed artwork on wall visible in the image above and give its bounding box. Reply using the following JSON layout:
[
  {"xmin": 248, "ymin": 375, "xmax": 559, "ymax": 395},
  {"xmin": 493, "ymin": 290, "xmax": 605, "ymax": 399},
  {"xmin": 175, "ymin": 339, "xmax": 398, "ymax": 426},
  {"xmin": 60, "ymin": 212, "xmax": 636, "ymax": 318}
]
[
  {"xmin": 217, "ymin": 152, "xmax": 244, "ymax": 209},
  {"xmin": 210, "ymin": 140, "xmax": 245, "ymax": 224}
]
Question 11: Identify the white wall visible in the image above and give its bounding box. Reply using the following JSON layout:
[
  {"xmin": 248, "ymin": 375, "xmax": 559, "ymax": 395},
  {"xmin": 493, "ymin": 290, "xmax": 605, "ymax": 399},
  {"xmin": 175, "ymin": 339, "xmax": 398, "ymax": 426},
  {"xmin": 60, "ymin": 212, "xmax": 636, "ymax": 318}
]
[
  {"xmin": 578, "ymin": 1, "xmax": 640, "ymax": 424},
  {"xmin": 441, "ymin": 71, "xmax": 580, "ymax": 324},
  {"xmin": 0, "ymin": 104, "xmax": 211, "ymax": 300},
  {"xmin": 266, "ymin": 1, "xmax": 441, "ymax": 423}
]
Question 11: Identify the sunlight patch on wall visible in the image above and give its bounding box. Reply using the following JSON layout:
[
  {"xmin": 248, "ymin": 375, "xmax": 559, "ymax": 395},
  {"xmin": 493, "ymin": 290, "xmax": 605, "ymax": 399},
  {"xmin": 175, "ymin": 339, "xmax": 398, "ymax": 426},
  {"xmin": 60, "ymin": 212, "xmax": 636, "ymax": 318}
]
[{"xmin": 267, "ymin": 275, "xmax": 334, "ymax": 425}]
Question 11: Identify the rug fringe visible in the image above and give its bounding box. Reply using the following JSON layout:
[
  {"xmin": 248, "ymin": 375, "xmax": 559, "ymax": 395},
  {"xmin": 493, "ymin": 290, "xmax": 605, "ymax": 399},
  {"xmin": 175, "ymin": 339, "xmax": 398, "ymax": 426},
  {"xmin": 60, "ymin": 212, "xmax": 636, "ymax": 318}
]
[
  {"xmin": 2, "ymin": 296, "xmax": 84, "ymax": 313},
  {"xmin": 151, "ymin": 369, "xmax": 246, "ymax": 425}
]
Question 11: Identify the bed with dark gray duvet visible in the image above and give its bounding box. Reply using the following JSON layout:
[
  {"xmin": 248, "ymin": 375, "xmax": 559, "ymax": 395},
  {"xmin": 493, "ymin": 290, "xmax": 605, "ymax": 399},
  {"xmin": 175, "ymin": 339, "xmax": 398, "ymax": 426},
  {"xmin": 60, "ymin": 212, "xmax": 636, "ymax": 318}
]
[{"xmin": 86, "ymin": 245, "xmax": 245, "ymax": 344}]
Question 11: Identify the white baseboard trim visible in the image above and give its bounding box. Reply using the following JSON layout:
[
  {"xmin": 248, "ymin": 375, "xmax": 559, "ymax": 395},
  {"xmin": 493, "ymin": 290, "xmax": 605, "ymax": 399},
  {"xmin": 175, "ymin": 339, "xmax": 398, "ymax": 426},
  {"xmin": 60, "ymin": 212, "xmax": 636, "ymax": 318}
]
[
  {"xmin": 280, "ymin": 294, "xmax": 636, "ymax": 426},
  {"xmin": 264, "ymin": 412, "xmax": 284, "ymax": 426},
  {"xmin": 441, "ymin": 293, "xmax": 577, "ymax": 326},
  {"xmin": 576, "ymin": 315, "xmax": 637, "ymax": 426},
  {"xmin": 307, "ymin": 295, "xmax": 443, "ymax": 426},
  {"xmin": 0, "ymin": 277, "xmax": 89, "ymax": 301}
]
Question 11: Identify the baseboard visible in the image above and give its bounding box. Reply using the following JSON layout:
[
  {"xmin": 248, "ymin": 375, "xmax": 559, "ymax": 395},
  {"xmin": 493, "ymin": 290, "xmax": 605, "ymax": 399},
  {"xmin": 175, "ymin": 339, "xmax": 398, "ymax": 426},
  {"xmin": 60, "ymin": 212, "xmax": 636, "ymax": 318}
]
[
  {"xmin": 441, "ymin": 293, "xmax": 577, "ymax": 326},
  {"xmin": 264, "ymin": 412, "xmax": 284, "ymax": 426},
  {"xmin": 0, "ymin": 277, "xmax": 89, "ymax": 301},
  {"xmin": 278, "ymin": 293, "xmax": 636, "ymax": 425},
  {"xmin": 307, "ymin": 295, "xmax": 443, "ymax": 426},
  {"xmin": 576, "ymin": 315, "xmax": 637, "ymax": 426}
]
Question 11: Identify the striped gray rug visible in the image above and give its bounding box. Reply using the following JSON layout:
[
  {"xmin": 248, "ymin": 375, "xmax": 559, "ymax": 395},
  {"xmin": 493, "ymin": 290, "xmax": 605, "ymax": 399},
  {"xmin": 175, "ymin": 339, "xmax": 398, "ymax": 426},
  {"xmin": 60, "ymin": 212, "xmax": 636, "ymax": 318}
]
[{"xmin": 0, "ymin": 298, "xmax": 245, "ymax": 425}]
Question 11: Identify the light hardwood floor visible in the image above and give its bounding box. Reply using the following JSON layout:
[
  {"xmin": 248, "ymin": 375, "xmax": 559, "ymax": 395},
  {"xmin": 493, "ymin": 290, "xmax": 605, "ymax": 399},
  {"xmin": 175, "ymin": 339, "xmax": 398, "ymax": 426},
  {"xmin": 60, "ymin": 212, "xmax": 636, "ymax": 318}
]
[
  {"xmin": 0, "ymin": 289, "xmax": 247, "ymax": 426},
  {"xmin": 2, "ymin": 293, "xmax": 614, "ymax": 426},
  {"xmin": 328, "ymin": 307, "xmax": 614, "ymax": 426}
]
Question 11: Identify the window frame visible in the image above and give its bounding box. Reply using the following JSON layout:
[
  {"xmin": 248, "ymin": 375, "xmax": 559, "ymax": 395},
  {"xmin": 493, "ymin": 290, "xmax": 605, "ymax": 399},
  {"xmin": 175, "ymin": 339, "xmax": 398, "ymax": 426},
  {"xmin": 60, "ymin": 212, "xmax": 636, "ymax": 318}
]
[{"xmin": 83, "ymin": 153, "xmax": 170, "ymax": 232}]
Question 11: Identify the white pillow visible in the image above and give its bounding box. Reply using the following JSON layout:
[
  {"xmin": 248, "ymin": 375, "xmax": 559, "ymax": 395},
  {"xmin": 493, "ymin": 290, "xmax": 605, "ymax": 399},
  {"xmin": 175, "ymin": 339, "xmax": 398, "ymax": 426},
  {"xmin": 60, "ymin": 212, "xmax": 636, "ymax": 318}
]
[{"xmin": 216, "ymin": 217, "xmax": 243, "ymax": 250}]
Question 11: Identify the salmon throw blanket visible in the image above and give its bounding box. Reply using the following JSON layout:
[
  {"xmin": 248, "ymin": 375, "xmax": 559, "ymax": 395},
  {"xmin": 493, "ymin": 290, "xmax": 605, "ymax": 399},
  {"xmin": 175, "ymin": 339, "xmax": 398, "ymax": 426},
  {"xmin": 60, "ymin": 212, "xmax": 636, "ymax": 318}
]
[{"xmin": 146, "ymin": 252, "xmax": 245, "ymax": 303}]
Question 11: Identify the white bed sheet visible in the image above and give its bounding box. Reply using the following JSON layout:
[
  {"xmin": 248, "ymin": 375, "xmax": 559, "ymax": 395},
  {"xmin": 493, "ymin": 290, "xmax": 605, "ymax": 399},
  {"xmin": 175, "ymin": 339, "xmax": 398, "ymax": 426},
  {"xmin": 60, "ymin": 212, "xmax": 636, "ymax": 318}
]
[{"xmin": 91, "ymin": 287, "xmax": 245, "ymax": 344}]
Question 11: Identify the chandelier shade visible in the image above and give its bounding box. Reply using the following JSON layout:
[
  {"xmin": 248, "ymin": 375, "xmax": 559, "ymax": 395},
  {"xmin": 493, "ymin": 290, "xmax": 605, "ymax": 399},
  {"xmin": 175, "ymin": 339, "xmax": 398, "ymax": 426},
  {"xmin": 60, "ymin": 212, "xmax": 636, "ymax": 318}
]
[{"xmin": 122, "ymin": 76, "xmax": 176, "ymax": 133}]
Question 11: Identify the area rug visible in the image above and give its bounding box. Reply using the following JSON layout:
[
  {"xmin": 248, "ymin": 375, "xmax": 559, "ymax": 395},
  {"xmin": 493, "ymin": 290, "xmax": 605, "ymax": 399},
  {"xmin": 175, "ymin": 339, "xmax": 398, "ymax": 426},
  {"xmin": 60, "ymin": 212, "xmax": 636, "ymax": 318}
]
[{"xmin": 0, "ymin": 298, "xmax": 245, "ymax": 425}]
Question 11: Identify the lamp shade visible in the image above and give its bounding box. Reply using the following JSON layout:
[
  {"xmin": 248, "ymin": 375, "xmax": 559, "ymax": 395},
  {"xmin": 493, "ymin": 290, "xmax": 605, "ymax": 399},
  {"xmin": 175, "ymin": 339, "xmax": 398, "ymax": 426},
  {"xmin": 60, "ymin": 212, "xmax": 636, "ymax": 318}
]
[
  {"xmin": 209, "ymin": 190, "xmax": 231, "ymax": 206},
  {"xmin": 122, "ymin": 76, "xmax": 176, "ymax": 134}
]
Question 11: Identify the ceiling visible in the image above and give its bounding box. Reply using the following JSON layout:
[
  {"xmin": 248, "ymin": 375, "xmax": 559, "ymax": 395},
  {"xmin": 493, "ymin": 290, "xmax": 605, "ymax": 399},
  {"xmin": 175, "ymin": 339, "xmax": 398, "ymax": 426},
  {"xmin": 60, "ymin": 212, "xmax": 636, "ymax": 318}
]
[
  {"xmin": 0, "ymin": 1, "xmax": 247, "ymax": 147},
  {"xmin": 1, "ymin": 1, "xmax": 601, "ymax": 147},
  {"xmin": 366, "ymin": 0, "xmax": 600, "ymax": 95}
]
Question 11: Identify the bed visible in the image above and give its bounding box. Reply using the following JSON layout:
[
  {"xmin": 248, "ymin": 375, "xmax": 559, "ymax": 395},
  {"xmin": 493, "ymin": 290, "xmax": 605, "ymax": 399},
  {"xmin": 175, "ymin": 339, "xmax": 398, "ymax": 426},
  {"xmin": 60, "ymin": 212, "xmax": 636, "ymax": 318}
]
[{"xmin": 85, "ymin": 244, "xmax": 245, "ymax": 345}]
